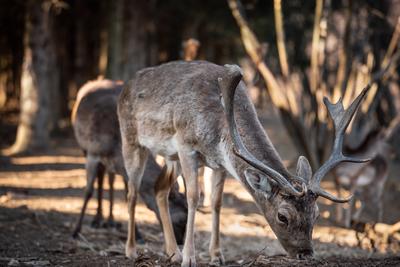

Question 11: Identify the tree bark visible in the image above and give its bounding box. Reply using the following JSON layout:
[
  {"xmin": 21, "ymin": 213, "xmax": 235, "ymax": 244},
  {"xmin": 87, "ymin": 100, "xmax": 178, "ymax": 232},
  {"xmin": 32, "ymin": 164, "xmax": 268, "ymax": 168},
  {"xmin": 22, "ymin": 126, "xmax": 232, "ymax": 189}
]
[
  {"xmin": 106, "ymin": 0, "xmax": 123, "ymax": 80},
  {"xmin": 10, "ymin": 0, "xmax": 58, "ymax": 153},
  {"xmin": 0, "ymin": 72, "xmax": 7, "ymax": 108},
  {"xmin": 121, "ymin": 0, "xmax": 155, "ymax": 81}
]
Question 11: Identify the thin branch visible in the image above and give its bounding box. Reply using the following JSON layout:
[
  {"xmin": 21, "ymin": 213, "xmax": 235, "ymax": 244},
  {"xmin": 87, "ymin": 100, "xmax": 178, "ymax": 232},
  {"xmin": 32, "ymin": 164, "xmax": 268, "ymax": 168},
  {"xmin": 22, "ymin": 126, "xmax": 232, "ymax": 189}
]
[
  {"xmin": 227, "ymin": 0, "xmax": 288, "ymax": 109},
  {"xmin": 310, "ymin": 0, "xmax": 324, "ymax": 93},
  {"xmin": 361, "ymin": 17, "xmax": 400, "ymax": 113},
  {"xmin": 273, "ymin": 0, "xmax": 290, "ymax": 79},
  {"xmin": 333, "ymin": 1, "xmax": 353, "ymax": 102},
  {"xmin": 381, "ymin": 17, "xmax": 400, "ymax": 70}
]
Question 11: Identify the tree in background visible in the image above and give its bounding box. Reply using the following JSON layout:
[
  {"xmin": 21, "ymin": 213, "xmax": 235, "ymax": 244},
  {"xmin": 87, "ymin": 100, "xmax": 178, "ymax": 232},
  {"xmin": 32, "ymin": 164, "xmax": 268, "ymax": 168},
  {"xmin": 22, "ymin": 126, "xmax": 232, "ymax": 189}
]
[
  {"xmin": 120, "ymin": 0, "xmax": 157, "ymax": 81},
  {"xmin": 1, "ymin": 0, "xmax": 399, "ymax": 155},
  {"xmin": 228, "ymin": 0, "xmax": 400, "ymax": 170},
  {"xmin": 9, "ymin": 0, "xmax": 61, "ymax": 153}
]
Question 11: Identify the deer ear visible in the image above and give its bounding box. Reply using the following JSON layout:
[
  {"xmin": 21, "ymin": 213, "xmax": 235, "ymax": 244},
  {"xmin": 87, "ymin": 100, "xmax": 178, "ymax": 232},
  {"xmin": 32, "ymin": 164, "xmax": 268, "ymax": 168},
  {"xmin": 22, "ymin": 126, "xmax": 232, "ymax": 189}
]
[
  {"xmin": 245, "ymin": 169, "xmax": 273, "ymax": 195},
  {"xmin": 296, "ymin": 156, "xmax": 312, "ymax": 183}
]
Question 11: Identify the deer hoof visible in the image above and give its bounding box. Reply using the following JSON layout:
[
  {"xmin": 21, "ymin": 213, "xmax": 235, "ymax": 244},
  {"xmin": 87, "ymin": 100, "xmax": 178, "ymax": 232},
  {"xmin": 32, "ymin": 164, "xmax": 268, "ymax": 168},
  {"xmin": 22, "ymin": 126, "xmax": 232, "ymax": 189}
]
[
  {"xmin": 125, "ymin": 245, "xmax": 137, "ymax": 259},
  {"xmin": 90, "ymin": 214, "xmax": 103, "ymax": 228},
  {"xmin": 210, "ymin": 253, "xmax": 225, "ymax": 266},
  {"xmin": 71, "ymin": 227, "xmax": 80, "ymax": 239},
  {"xmin": 102, "ymin": 218, "xmax": 122, "ymax": 229},
  {"xmin": 181, "ymin": 256, "xmax": 196, "ymax": 267},
  {"xmin": 167, "ymin": 249, "xmax": 182, "ymax": 263}
]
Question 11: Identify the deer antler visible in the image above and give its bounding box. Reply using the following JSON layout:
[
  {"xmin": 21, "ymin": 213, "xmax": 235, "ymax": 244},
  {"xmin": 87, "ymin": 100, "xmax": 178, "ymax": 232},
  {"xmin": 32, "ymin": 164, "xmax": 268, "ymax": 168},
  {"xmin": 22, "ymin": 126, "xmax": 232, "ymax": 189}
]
[
  {"xmin": 310, "ymin": 85, "xmax": 372, "ymax": 203},
  {"xmin": 219, "ymin": 65, "xmax": 305, "ymax": 197}
]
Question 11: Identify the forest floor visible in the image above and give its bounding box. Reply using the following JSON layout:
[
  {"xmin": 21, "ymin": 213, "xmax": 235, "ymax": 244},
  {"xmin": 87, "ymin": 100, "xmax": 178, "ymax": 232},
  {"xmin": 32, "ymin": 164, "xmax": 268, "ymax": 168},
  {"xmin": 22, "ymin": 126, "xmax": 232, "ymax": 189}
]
[{"xmin": 1, "ymin": 106, "xmax": 400, "ymax": 266}]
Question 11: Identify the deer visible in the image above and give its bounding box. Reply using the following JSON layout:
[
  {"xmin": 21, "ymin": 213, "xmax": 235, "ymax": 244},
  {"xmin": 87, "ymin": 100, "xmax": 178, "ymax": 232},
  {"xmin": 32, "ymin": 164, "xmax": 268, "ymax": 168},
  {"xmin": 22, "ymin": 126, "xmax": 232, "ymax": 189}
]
[
  {"xmin": 117, "ymin": 60, "xmax": 370, "ymax": 267},
  {"xmin": 334, "ymin": 131, "xmax": 389, "ymax": 229},
  {"xmin": 334, "ymin": 116, "xmax": 399, "ymax": 229},
  {"xmin": 71, "ymin": 79, "xmax": 187, "ymax": 244}
]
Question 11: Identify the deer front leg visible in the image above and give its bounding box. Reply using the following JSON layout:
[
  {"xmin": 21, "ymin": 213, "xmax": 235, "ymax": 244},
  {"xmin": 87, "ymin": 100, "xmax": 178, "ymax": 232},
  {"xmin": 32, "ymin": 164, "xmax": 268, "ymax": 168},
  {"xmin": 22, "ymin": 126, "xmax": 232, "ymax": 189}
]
[
  {"xmin": 123, "ymin": 147, "xmax": 149, "ymax": 259},
  {"xmin": 209, "ymin": 169, "xmax": 225, "ymax": 266},
  {"xmin": 333, "ymin": 175, "xmax": 344, "ymax": 224},
  {"xmin": 178, "ymin": 149, "xmax": 199, "ymax": 267},
  {"xmin": 155, "ymin": 161, "xmax": 182, "ymax": 262},
  {"xmin": 345, "ymin": 186, "xmax": 358, "ymax": 228}
]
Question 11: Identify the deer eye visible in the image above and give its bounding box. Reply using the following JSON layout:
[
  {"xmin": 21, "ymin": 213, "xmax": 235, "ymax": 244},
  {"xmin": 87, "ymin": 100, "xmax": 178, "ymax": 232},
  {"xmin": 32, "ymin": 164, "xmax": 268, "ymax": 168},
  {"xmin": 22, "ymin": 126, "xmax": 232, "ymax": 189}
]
[{"xmin": 277, "ymin": 212, "xmax": 289, "ymax": 225}]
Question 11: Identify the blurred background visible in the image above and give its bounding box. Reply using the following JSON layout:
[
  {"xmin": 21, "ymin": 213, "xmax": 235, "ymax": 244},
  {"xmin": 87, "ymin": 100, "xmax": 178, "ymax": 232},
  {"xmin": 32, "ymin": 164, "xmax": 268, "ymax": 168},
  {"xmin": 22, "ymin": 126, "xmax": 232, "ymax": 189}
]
[{"xmin": 1, "ymin": 0, "xmax": 400, "ymax": 266}]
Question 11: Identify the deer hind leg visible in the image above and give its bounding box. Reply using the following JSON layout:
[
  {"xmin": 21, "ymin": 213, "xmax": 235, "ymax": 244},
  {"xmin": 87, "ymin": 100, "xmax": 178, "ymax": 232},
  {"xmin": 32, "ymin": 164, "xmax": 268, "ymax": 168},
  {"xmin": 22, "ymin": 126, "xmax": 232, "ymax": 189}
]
[
  {"xmin": 72, "ymin": 154, "xmax": 100, "ymax": 238},
  {"xmin": 91, "ymin": 163, "xmax": 105, "ymax": 228},
  {"xmin": 121, "ymin": 169, "xmax": 144, "ymax": 243},
  {"xmin": 167, "ymin": 161, "xmax": 187, "ymax": 246},
  {"xmin": 107, "ymin": 172, "xmax": 115, "ymax": 222},
  {"xmin": 155, "ymin": 160, "xmax": 182, "ymax": 262},
  {"xmin": 178, "ymin": 148, "xmax": 199, "ymax": 267},
  {"xmin": 101, "ymin": 172, "xmax": 121, "ymax": 229},
  {"xmin": 123, "ymin": 146, "xmax": 149, "ymax": 259},
  {"xmin": 209, "ymin": 169, "xmax": 226, "ymax": 265}
]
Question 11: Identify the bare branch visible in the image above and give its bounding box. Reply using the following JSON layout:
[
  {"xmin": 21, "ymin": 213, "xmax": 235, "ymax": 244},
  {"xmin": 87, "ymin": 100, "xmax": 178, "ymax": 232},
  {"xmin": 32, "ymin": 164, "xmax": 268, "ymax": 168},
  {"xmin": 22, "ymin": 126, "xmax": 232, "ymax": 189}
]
[
  {"xmin": 310, "ymin": 0, "xmax": 324, "ymax": 93},
  {"xmin": 273, "ymin": 0, "xmax": 290, "ymax": 78},
  {"xmin": 227, "ymin": 0, "xmax": 288, "ymax": 109}
]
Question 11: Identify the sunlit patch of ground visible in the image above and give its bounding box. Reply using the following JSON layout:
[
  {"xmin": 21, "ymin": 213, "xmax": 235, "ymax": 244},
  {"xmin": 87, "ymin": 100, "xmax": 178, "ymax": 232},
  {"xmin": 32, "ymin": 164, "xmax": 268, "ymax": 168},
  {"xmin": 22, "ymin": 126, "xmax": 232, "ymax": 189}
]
[{"xmin": 1, "ymin": 146, "xmax": 399, "ymax": 266}]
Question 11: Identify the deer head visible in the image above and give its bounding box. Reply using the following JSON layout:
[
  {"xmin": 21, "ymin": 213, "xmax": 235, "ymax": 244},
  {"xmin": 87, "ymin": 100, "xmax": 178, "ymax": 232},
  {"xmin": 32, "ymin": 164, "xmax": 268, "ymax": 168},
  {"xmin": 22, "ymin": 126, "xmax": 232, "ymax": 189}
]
[{"xmin": 219, "ymin": 65, "xmax": 370, "ymax": 259}]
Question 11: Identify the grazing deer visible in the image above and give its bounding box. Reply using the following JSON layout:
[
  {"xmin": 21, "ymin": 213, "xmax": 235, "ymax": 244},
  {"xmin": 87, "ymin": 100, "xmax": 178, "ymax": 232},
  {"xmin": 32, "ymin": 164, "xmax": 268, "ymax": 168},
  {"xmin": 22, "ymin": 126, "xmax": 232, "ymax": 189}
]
[
  {"xmin": 118, "ymin": 61, "xmax": 369, "ymax": 266},
  {"xmin": 334, "ymin": 117, "xmax": 399, "ymax": 228},
  {"xmin": 71, "ymin": 79, "xmax": 187, "ymax": 244}
]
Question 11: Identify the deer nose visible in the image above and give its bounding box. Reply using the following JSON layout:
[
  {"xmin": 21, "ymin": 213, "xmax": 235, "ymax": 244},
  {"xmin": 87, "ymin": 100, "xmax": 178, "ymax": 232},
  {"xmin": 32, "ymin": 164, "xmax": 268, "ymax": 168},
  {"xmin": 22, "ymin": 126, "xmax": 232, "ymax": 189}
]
[{"xmin": 296, "ymin": 249, "xmax": 313, "ymax": 260}]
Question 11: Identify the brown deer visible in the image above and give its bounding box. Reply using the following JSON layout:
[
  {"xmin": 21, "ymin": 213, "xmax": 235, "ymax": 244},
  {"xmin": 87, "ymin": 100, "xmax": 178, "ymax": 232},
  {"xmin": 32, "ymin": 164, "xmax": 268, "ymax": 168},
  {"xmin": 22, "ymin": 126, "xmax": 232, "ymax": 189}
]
[
  {"xmin": 334, "ymin": 117, "xmax": 399, "ymax": 228},
  {"xmin": 71, "ymin": 79, "xmax": 187, "ymax": 244},
  {"xmin": 117, "ymin": 61, "xmax": 369, "ymax": 266}
]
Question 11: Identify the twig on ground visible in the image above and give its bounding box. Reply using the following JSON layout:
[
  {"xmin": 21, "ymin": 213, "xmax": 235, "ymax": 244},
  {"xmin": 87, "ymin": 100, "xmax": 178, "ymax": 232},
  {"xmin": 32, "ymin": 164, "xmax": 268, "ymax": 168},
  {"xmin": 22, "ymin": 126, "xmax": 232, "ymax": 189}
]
[
  {"xmin": 77, "ymin": 233, "xmax": 97, "ymax": 253},
  {"xmin": 240, "ymin": 245, "xmax": 267, "ymax": 267}
]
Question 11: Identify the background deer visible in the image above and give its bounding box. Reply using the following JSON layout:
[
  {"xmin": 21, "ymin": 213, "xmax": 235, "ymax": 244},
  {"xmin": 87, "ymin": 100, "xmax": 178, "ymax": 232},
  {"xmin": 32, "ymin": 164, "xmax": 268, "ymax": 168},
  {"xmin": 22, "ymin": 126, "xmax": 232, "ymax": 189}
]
[
  {"xmin": 71, "ymin": 79, "xmax": 187, "ymax": 243},
  {"xmin": 334, "ymin": 116, "xmax": 400, "ymax": 228},
  {"xmin": 118, "ymin": 60, "xmax": 370, "ymax": 267}
]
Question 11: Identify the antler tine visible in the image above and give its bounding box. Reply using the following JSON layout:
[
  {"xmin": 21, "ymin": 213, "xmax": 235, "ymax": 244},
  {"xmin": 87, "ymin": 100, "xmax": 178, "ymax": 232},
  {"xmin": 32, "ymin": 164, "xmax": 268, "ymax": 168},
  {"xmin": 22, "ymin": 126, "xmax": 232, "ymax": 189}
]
[
  {"xmin": 219, "ymin": 64, "xmax": 305, "ymax": 197},
  {"xmin": 310, "ymin": 84, "xmax": 372, "ymax": 202}
]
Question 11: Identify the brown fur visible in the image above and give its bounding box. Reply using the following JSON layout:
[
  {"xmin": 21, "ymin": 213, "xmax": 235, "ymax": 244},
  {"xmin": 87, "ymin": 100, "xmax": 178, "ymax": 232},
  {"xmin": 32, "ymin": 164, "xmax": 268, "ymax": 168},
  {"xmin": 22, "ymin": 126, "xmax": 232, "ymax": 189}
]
[
  {"xmin": 118, "ymin": 61, "xmax": 319, "ymax": 266},
  {"xmin": 71, "ymin": 79, "xmax": 187, "ymax": 244},
  {"xmin": 335, "ymin": 129, "xmax": 391, "ymax": 227}
]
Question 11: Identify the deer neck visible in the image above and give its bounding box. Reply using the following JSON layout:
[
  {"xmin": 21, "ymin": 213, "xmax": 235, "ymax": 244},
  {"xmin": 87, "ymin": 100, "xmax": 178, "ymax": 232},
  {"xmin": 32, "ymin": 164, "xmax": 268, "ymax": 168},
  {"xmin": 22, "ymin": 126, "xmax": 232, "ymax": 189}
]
[{"xmin": 219, "ymin": 111, "xmax": 290, "ymax": 195}]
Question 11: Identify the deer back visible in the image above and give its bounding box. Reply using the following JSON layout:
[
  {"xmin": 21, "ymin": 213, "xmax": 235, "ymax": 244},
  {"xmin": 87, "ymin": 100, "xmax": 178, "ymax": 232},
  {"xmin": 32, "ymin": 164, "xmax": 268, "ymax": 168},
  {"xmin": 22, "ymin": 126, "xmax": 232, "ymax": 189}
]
[
  {"xmin": 118, "ymin": 61, "xmax": 286, "ymax": 174},
  {"xmin": 73, "ymin": 80, "xmax": 124, "ymax": 157}
]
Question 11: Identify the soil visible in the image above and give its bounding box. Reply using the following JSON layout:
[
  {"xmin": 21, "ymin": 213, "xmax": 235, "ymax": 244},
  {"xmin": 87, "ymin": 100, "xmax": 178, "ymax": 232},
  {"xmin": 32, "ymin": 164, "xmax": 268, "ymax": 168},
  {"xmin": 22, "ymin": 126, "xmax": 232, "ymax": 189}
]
[{"xmin": 1, "ymin": 106, "xmax": 400, "ymax": 267}]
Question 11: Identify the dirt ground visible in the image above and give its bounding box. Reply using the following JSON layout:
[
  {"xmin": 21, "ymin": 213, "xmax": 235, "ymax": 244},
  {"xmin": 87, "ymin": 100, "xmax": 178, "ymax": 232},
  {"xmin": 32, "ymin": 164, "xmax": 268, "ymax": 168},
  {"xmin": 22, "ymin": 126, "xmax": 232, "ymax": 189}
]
[{"xmin": 1, "ymin": 107, "xmax": 400, "ymax": 266}]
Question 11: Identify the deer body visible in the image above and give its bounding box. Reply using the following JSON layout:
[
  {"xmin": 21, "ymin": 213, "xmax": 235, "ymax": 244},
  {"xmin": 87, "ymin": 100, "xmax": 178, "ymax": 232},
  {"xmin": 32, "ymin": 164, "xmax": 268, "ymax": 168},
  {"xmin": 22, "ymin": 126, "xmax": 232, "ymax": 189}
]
[
  {"xmin": 71, "ymin": 79, "xmax": 187, "ymax": 243},
  {"xmin": 120, "ymin": 62, "xmax": 284, "ymax": 172},
  {"xmin": 335, "ymin": 130, "xmax": 391, "ymax": 227},
  {"xmin": 118, "ymin": 61, "xmax": 369, "ymax": 266}
]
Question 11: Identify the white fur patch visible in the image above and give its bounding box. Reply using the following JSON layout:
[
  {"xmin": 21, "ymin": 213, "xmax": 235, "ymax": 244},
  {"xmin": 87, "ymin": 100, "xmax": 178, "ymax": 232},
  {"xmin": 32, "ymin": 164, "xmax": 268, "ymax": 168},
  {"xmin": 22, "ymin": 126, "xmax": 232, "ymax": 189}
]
[{"xmin": 219, "ymin": 142, "xmax": 240, "ymax": 180}]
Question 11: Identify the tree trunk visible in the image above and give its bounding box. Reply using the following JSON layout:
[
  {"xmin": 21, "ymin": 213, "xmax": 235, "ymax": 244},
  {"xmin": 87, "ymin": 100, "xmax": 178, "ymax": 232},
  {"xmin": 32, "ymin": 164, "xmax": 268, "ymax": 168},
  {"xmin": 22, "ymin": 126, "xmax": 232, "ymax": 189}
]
[
  {"xmin": 0, "ymin": 72, "xmax": 7, "ymax": 108},
  {"xmin": 10, "ymin": 0, "xmax": 58, "ymax": 153},
  {"xmin": 46, "ymin": 4, "xmax": 60, "ymax": 132},
  {"xmin": 106, "ymin": 0, "xmax": 123, "ymax": 80},
  {"xmin": 121, "ymin": 0, "xmax": 155, "ymax": 81},
  {"xmin": 73, "ymin": 1, "xmax": 91, "ymax": 90}
]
